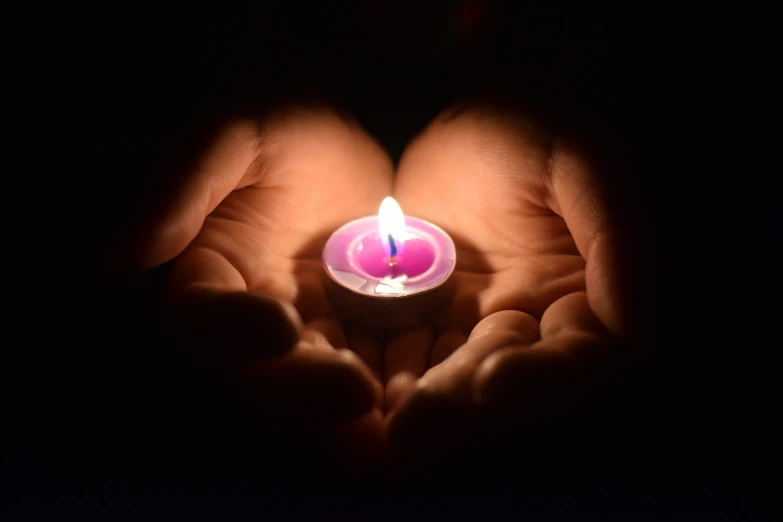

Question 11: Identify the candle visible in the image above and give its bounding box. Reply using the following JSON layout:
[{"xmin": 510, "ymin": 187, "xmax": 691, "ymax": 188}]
[{"xmin": 322, "ymin": 197, "xmax": 456, "ymax": 326}]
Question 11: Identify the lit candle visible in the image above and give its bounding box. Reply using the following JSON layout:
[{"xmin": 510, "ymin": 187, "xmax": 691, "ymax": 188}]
[{"xmin": 322, "ymin": 197, "xmax": 456, "ymax": 326}]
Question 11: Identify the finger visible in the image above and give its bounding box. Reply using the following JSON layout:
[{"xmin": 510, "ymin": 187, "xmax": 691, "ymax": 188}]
[
  {"xmin": 476, "ymin": 292, "xmax": 611, "ymax": 415},
  {"xmin": 431, "ymin": 311, "xmax": 538, "ymax": 396},
  {"xmin": 131, "ymin": 120, "xmax": 264, "ymax": 269},
  {"xmin": 386, "ymin": 313, "xmax": 537, "ymax": 466},
  {"xmin": 474, "ymin": 334, "xmax": 611, "ymax": 418},
  {"xmin": 165, "ymin": 244, "xmax": 302, "ymax": 364},
  {"xmin": 468, "ymin": 309, "xmax": 541, "ymax": 343},
  {"xmin": 323, "ymin": 408, "xmax": 390, "ymax": 470},
  {"xmin": 429, "ymin": 330, "xmax": 468, "ymax": 367},
  {"xmin": 167, "ymin": 286, "xmax": 303, "ymax": 369},
  {"xmin": 347, "ymin": 327, "xmax": 384, "ymax": 381},
  {"xmin": 392, "ymin": 311, "xmax": 539, "ymax": 409},
  {"xmin": 539, "ymin": 291, "xmax": 610, "ymax": 340},
  {"xmin": 546, "ymin": 139, "xmax": 640, "ymax": 339},
  {"xmin": 383, "ymin": 326, "xmax": 434, "ymax": 412},
  {"xmin": 539, "ymin": 290, "xmax": 618, "ymax": 383},
  {"xmin": 476, "ymin": 292, "xmax": 617, "ymax": 414},
  {"xmin": 385, "ymin": 384, "xmax": 473, "ymax": 469},
  {"xmin": 301, "ymin": 318, "xmax": 348, "ymax": 349},
  {"xmin": 242, "ymin": 347, "xmax": 383, "ymax": 421}
]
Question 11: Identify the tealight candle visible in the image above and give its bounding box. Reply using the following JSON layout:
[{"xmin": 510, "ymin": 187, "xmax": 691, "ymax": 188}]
[{"xmin": 323, "ymin": 197, "xmax": 456, "ymax": 327}]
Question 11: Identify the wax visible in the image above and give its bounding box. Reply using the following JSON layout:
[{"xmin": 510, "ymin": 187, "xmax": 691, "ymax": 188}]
[{"xmin": 323, "ymin": 213, "xmax": 456, "ymax": 299}]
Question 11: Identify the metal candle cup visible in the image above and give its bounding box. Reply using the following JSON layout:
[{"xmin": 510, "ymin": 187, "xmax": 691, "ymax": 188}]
[{"xmin": 322, "ymin": 198, "xmax": 456, "ymax": 328}]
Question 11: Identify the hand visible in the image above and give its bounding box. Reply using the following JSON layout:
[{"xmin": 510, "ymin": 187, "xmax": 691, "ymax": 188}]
[
  {"xmin": 127, "ymin": 106, "xmax": 394, "ymax": 459},
  {"xmin": 383, "ymin": 105, "xmax": 641, "ymax": 463}
]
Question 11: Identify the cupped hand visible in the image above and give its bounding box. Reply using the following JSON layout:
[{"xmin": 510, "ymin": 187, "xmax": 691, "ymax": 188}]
[
  {"xmin": 126, "ymin": 102, "xmax": 641, "ymax": 469},
  {"xmin": 132, "ymin": 107, "xmax": 394, "ymax": 439},
  {"xmin": 383, "ymin": 105, "xmax": 641, "ymax": 462}
]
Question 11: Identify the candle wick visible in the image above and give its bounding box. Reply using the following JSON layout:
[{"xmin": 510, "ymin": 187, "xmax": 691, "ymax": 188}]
[{"xmin": 388, "ymin": 233, "xmax": 397, "ymax": 258}]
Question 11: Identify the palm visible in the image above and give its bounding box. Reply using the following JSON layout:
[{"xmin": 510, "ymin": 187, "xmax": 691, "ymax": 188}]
[
  {"xmin": 164, "ymin": 109, "xmax": 393, "ymax": 423},
  {"xmin": 175, "ymin": 119, "xmax": 391, "ymax": 347},
  {"xmin": 376, "ymin": 111, "xmax": 581, "ymax": 407},
  {"xmin": 383, "ymin": 108, "xmax": 632, "ymax": 461},
  {"xmin": 396, "ymin": 114, "xmax": 585, "ymax": 354}
]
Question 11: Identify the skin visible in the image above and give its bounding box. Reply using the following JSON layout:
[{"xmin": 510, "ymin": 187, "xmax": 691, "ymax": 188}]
[
  {"xmin": 128, "ymin": 103, "xmax": 639, "ymax": 466},
  {"xmin": 382, "ymin": 106, "xmax": 638, "ymax": 463},
  {"xmin": 132, "ymin": 106, "xmax": 394, "ymax": 461}
]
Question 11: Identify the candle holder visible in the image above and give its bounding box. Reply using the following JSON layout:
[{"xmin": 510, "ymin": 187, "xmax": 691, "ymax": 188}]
[{"xmin": 322, "ymin": 198, "xmax": 457, "ymax": 328}]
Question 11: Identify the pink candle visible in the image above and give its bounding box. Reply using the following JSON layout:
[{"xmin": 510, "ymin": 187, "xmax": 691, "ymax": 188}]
[{"xmin": 323, "ymin": 198, "xmax": 456, "ymax": 299}]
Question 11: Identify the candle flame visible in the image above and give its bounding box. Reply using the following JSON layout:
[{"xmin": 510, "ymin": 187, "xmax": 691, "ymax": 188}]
[{"xmin": 379, "ymin": 197, "xmax": 408, "ymax": 257}]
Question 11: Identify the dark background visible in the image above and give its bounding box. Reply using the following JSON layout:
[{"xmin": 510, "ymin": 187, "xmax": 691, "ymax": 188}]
[{"xmin": 5, "ymin": 1, "xmax": 778, "ymax": 519}]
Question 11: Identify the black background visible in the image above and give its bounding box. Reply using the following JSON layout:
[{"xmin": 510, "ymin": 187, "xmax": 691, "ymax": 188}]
[{"xmin": 4, "ymin": 1, "xmax": 778, "ymax": 520}]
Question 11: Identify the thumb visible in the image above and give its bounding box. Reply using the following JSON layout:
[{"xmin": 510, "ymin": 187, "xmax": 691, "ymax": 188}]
[
  {"xmin": 547, "ymin": 137, "xmax": 643, "ymax": 340},
  {"xmin": 117, "ymin": 120, "xmax": 262, "ymax": 270}
]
